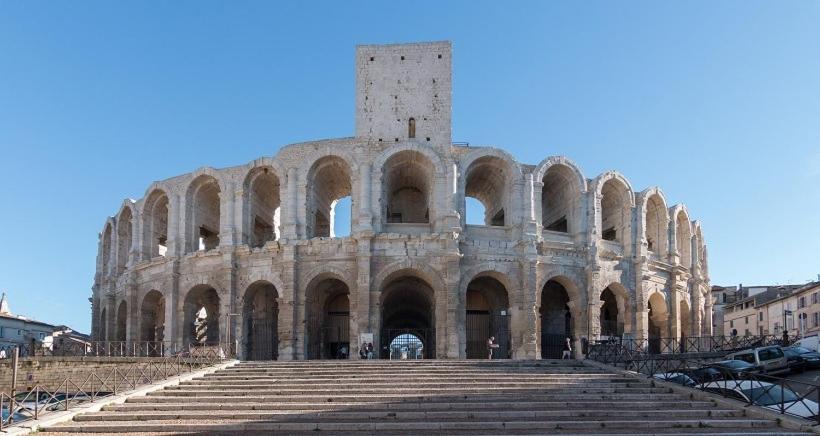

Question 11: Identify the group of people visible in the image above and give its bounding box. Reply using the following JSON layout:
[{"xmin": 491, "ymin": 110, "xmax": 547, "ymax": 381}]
[{"xmin": 358, "ymin": 342, "xmax": 375, "ymax": 359}]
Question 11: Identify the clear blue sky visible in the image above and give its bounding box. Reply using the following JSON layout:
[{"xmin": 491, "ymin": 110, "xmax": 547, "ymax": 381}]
[{"xmin": 1, "ymin": 2, "xmax": 818, "ymax": 333}]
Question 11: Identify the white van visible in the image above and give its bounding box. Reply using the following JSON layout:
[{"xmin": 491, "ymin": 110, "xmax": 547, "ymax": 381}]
[
  {"xmin": 725, "ymin": 346, "xmax": 789, "ymax": 375},
  {"xmin": 794, "ymin": 336, "xmax": 820, "ymax": 352}
]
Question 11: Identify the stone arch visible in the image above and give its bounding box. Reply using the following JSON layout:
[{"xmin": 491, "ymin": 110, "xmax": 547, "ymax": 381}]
[
  {"xmin": 647, "ymin": 291, "xmax": 669, "ymax": 352},
  {"xmin": 374, "ymin": 143, "xmax": 446, "ymax": 226},
  {"xmin": 462, "ymin": 152, "xmax": 516, "ymax": 226},
  {"xmin": 593, "ymin": 171, "xmax": 634, "ymax": 245},
  {"xmin": 599, "ymin": 282, "xmax": 630, "ymax": 338},
  {"xmin": 460, "ymin": 269, "xmax": 513, "ymax": 359},
  {"xmin": 100, "ymin": 220, "xmax": 114, "ymax": 277},
  {"xmin": 140, "ymin": 290, "xmax": 165, "ymax": 351},
  {"xmin": 237, "ymin": 271, "xmax": 287, "ymax": 304},
  {"xmin": 638, "ymin": 187, "xmax": 669, "ymax": 257},
  {"xmin": 373, "ymin": 259, "xmax": 446, "ymax": 294},
  {"xmin": 185, "ymin": 173, "xmax": 222, "ymax": 253},
  {"xmin": 182, "ymin": 284, "xmax": 221, "ymax": 346},
  {"xmin": 534, "ymin": 157, "xmax": 587, "ymax": 235},
  {"xmin": 671, "ymin": 205, "xmax": 693, "ymax": 269},
  {"xmin": 306, "ymin": 155, "xmax": 354, "ymax": 238},
  {"xmin": 693, "ymin": 221, "xmax": 706, "ymax": 270},
  {"xmin": 379, "ymin": 270, "xmax": 437, "ymax": 359},
  {"xmin": 242, "ymin": 165, "xmax": 281, "ymax": 247},
  {"xmin": 241, "ymin": 280, "xmax": 279, "ymax": 360},
  {"xmin": 304, "ymin": 273, "xmax": 351, "ymax": 360},
  {"xmin": 115, "ymin": 300, "xmax": 127, "ymax": 342},
  {"xmin": 539, "ymin": 275, "xmax": 582, "ymax": 358},
  {"xmin": 115, "ymin": 202, "xmax": 136, "ymax": 274},
  {"xmin": 141, "ymin": 188, "xmax": 170, "ymax": 259},
  {"xmin": 99, "ymin": 307, "xmax": 108, "ymax": 341}
]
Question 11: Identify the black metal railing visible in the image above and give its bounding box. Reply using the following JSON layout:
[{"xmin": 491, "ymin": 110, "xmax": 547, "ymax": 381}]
[
  {"xmin": 3, "ymin": 340, "xmax": 237, "ymax": 359},
  {"xmin": 0, "ymin": 344, "xmax": 230, "ymax": 430},
  {"xmin": 627, "ymin": 355, "xmax": 820, "ymax": 425},
  {"xmin": 587, "ymin": 335, "xmax": 782, "ymax": 365}
]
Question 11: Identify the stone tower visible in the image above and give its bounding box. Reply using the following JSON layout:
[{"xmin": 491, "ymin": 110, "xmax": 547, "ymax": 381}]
[{"xmin": 355, "ymin": 41, "xmax": 452, "ymax": 147}]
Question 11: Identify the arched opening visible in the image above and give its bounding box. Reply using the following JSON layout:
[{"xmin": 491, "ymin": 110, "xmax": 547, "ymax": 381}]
[
  {"xmin": 645, "ymin": 194, "xmax": 668, "ymax": 255},
  {"xmin": 116, "ymin": 208, "xmax": 133, "ymax": 273},
  {"xmin": 101, "ymin": 224, "xmax": 113, "ymax": 276},
  {"xmin": 115, "ymin": 301, "xmax": 127, "ymax": 342},
  {"xmin": 540, "ymin": 279, "xmax": 573, "ymax": 358},
  {"xmin": 99, "ymin": 308, "xmax": 108, "ymax": 341},
  {"xmin": 599, "ymin": 286, "xmax": 626, "ymax": 338},
  {"xmin": 245, "ymin": 168, "xmax": 281, "ymax": 248},
  {"xmin": 183, "ymin": 285, "xmax": 220, "ymax": 346},
  {"xmin": 140, "ymin": 290, "xmax": 165, "ymax": 344},
  {"xmin": 600, "ymin": 178, "xmax": 630, "ymax": 244},
  {"xmin": 388, "ymin": 333, "xmax": 423, "ymax": 359},
  {"xmin": 408, "ymin": 117, "xmax": 416, "ymax": 139},
  {"xmin": 541, "ymin": 164, "xmax": 581, "ymax": 234},
  {"xmin": 307, "ymin": 157, "xmax": 353, "ymax": 238},
  {"xmin": 186, "ymin": 175, "xmax": 221, "ymax": 253},
  {"xmin": 242, "ymin": 281, "xmax": 279, "ymax": 360},
  {"xmin": 382, "ymin": 150, "xmax": 433, "ymax": 224},
  {"xmin": 464, "ymin": 156, "xmax": 508, "ymax": 226},
  {"xmin": 465, "ymin": 276, "xmax": 510, "ymax": 359},
  {"xmin": 306, "ymin": 278, "xmax": 350, "ymax": 359},
  {"xmin": 143, "ymin": 190, "xmax": 169, "ymax": 258},
  {"xmin": 680, "ymin": 299, "xmax": 692, "ymax": 339},
  {"xmin": 380, "ymin": 274, "xmax": 435, "ymax": 359},
  {"xmin": 676, "ymin": 211, "xmax": 692, "ymax": 269},
  {"xmin": 648, "ymin": 292, "xmax": 669, "ymax": 354}
]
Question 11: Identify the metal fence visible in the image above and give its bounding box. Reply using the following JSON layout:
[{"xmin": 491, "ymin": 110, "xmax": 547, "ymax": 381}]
[
  {"xmin": 587, "ymin": 335, "xmax": 782, "ymax": 365},
  {"xmin": 6, "ymin": 340, "xmax": 238, "ymax": 359},
  {"xmin": 624, "ymin": 354, "xmax": 820, "ymax": 425},
  {"xmin": 0, "ymin": 345, "xmax": 230, "ymax": 430}
]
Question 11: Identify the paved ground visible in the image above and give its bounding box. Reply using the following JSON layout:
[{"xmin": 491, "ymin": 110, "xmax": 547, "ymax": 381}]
[{"xmin": 783, "ymin": 368, "xmax": 820, "ymax": 398}]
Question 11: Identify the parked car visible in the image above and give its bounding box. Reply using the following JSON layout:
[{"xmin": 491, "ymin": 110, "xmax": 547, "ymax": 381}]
[
  {"xmin": 786, "ymin": 346, "xmax": 820, "ymax": 370},
  {"xmin": 794, "ymin": 336, "xmax": 820, "ymax": 353},
  {"xmin": 725, "ymin": 346, "xmax": 789, "ymax": 375},
  {"xmin": 705, "ymin": 359, "xmax": 761, "ymax": 379},
  {"xmin": 782, "ymin": 347, "xmax": 808, "ymax": 373},
  {"xmin": 698, "ymin": 380, "xmax": 819, "ymax": 420},
  {"xmin": 652, "ymin": 372, "xmax": 697, "ymax": 387},
  {"xmin": 688, "ymin": 366, "xmax": 725, "ymax": 383}
]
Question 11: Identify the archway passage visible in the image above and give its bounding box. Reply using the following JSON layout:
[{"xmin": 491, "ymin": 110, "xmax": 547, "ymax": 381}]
[
  {"xmin": 115, "ymin": 301, "xmax": 127, "ymax": 342},
  {"xmin": 600, "ymin": 178, "xmax": 630, "ymax": 244},
  {"xmin": 140, "ymin": 290, "xmax": 165, "ymax": 355},
  {"xmin": 465, "ymin": 276, "xmax": 510, "ymax": 359},
  {"xmin": 644, "ymin": 194, "xmax": 667, "ymax": 255},
  {"xmin": 380, "ymin": 275, "xmax": 435, "ymax": 359},
  {"xmin": 306, "ymin": 279, "xmax": 350, "ymax": 359},
  {"xmin": 599, "ymin": 287, "xmax": 623, "ymax": 338},
  {"xmin": 116, "ymin": 207, "xmax": 133, "ymax": 274},
  {"xmin": 648, "ymin": 293, "xmax": 669, "ymax": 354},
  {"xmin": 183, "ymin": 285, "xmax": 220, "ymax": 347},
  {"xmin": 541, "ymin": 164, "xmax": 581, "ymax": 234},
  {"xmin": 307, "ymin": 156, "xmax": 353, "ymax": 238},
  {"xmin": 242, "ymin": 281, "xmax": 279, "ymax": 360},
  {"xmin": 383, "ymin": 150, "xmax": 434, "ymax": 224},
  {"xmin": 388, "ymin": 333, "xmax": 424, "ymax": 360},
  {"xmin": 245, "ymin": 168, "xmax": 281, "ymax": 248},
  {"xmin": 464, "ymin": 156, "xmax": 508, "ymax": 226},
  {"xmin": 142, "ymin": 190, "xmax": 169, "ymax": 259},
  {"xmin": 186, "ymin": 175, "xmax": 221, "ymax": 253},
  {"xmin": 540, "ymin": 280, "xmax": 573, "ymax": 359}
]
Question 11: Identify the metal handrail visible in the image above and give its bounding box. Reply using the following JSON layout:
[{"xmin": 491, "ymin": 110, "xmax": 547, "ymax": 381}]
[
  {"xmin": 587, "ymin": 335, "xmax": 783, "ymax": 365},
  {"xmin": 0, "ymin": 345, "xmax": 230, "ymax": 430}
]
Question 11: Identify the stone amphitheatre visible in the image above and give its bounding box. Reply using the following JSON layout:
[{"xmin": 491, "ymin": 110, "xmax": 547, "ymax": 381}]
[{"xmin": 91, "ymin": 40, "xmax": 711, "ymax": 362}]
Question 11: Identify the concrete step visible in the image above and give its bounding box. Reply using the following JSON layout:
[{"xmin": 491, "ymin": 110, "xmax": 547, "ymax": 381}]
[
  {"xmin": 43, "ymin": 418, "xmax": 782, "ymax": 433},
  {"xmin": 74, "ymin": 408, "xmax": 745, "ymax": 422},
  {"xmin": 103, "ymin": 399, "xmax": 720, "ymax": 412}
]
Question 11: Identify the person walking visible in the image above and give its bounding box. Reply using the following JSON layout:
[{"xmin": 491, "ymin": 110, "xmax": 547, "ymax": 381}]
[
  {"xmin": 487, "ymin": 336, "xmax": 499, "ymax": 359},
  {"xmin": 561, "ymin": 337, "xmax": 572, "ymax": 359}
]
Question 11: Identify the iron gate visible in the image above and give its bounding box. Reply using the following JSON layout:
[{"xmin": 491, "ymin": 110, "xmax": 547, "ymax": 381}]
[
  {"xmin": 541, "ymin": 334, "xmax": 567, "ymax": 359},
  {"xmin": 245, "ymin": 315, "xmax": 278, "ymax": 360},
  {"xmin": 307, "ymin": 313, "xmax": 350, "ymax": 359},
  {"xmin": 466, "ymin": 312, "xmax": 510, "ymax": 359},
  {"xmin": 380, "ymin": 328, "xmax": 435, "ymax": 359}
]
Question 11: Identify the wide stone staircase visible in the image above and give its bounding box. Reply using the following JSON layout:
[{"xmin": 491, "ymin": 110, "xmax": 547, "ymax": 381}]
[{"xmin": 44, "ymin": 360, "xmax": 809, "ymax": 435}]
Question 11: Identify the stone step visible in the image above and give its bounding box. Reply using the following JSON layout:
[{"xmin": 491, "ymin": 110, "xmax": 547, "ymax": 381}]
[
  {"xmin": 198, "ymin": 374, "xmax": 630, "ymax": 381},
  {"xmin": 75, "ymin": 408, "xmax": 745, "ymax": 422},
  {"xmin": 43, "ymin": 418, "xmax": 781, "ymax": 433},
  {"xmin": 103, "ymin": 400, "xmax": 720, "ymax": 412},
  {"xmin": 149, "ymin": 386, "xmax": 672, "ymax": 396},
  {"xmin": 174, "ymin": 381, "xmax": 645, "ymax": 389},
  {"xmin": 127, "ymin": 393, "xmax": 690, "ymax": 403}
]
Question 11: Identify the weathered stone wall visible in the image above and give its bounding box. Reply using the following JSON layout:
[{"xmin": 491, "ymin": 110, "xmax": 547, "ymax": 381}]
[{"xmin": 0, "ymin": 357, "xmax": 167, "ymax": 393}]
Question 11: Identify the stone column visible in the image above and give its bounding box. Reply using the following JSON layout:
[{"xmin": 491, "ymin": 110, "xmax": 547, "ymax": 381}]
[
  {"xmin": 168, "ymin": 260, "xmax": 181, "ymax": 353},
  {"xmin": 129, "ymin": 214, "xmax": 141, "ymax": 267},
  {"xmin": 517, "ymin": 260, "xmax": 539, "ymax": 359},
  {"xmin": 354, "ymin": 238, "xmax": 372, "ymax": 359},
  {"xmin": 282, "ymin": 168, "xmax": 299, "ymax": 239},
  {"xmin": 219, "ymin": 182, "xmax": 236, "ymax": 247},
  {"xmin": 234, "ymin": 188, "xmax": 245, "ymax": 246},
  {"xmin": 278, "ymin": 244, "xmax": 297, "ymax": 360},
  {"xmin": 703, "ymin": 302, "xmax": 714, "ymax": 336},
  {"xmin": 167, "ymin": 193, "xmax": 182, "ymax": 257},
  {"xmin": 358, "ymin": 163, "xmax": 372, "ymax": 232}
]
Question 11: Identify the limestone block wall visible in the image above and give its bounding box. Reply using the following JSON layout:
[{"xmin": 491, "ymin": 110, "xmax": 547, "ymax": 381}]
[{"xmin": 0, "ymin": 357, "xmax": 168, "ymax": 393}]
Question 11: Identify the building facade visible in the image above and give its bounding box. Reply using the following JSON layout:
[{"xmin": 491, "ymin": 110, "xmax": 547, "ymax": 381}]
[
  {"xmin": 0, "ymin": 293, "xmax": 57, "ymax": 354},
  {"xmin": 90, "ymin": 42, "xmax": 711, "ymax": 360},
  {"xmin": 723, "ymin": 282, "xmax": 820, "ymax": 340}
]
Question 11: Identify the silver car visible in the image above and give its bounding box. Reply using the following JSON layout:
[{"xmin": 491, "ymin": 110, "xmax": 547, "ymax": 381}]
[{"xmin": 698, "ymin": 380, "xmax": 818, "ymax": 420}]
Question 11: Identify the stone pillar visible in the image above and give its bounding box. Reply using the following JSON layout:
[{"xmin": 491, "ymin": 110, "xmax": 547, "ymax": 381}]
[
  {"xmin": 703, "ymin": 302, "xmax": 714, "ymax": 336},
  {"xmin": 358, "ymin": 164, "xmax": 372, "ymax": 232},
  {"xmin": 129, "ymin": 214, "xmax": 141, "ymax": 267},
  {"xmin": 219, "ymin": 182, "xmax": 236, "ymax": 247},
  {"xmin": 442, "ymin": 254, "xmax": 461, "ymax": 359},
  {"xmin": 354, "ymin": 238, "xmax": 372, "ymax": 359},
  {"xmin": 234, "ymin": 188, "xmax": 245, "ymax": 246},
  {"xmin": 566, "ymin": 300, "xmax": 585, "ymax": 359},
  {"xmin": 168, "ymin": 261, "xmax": 181, "ymax": 352},
  {"xmin": 126, "ymin": 281, "xmax": 139, "ymax": 343},
  {"xmin": 167, "ymin": 193, "xmax": 182, "ymax": 257},
  {"xmin": 669, "ymin": 291, "xmax": 680, "ymax": 341},
  {"xmin": 282, "ymin": 168, "xmax": 299, "ymax": 239},
  {"xmin": 278, "ymin": 244, "xmax": 297, "ymax": 360},
  {"xmin": 517, "ymin": 260, "xmax": 539, "ymax": 359}
]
